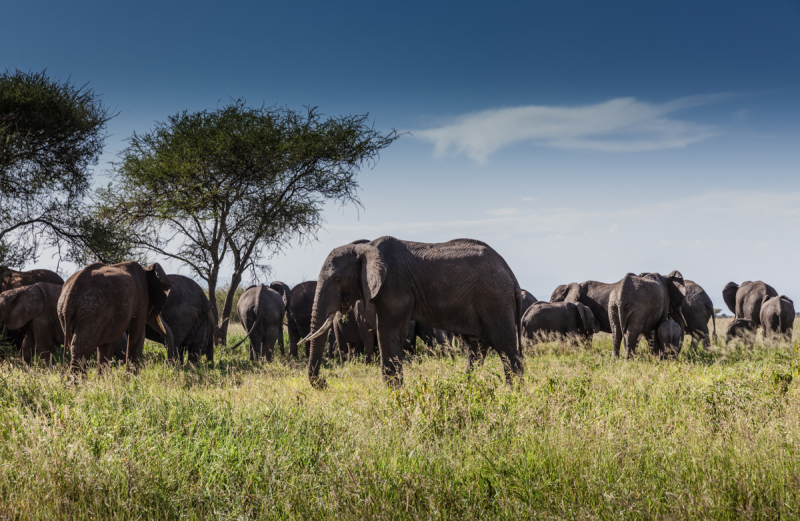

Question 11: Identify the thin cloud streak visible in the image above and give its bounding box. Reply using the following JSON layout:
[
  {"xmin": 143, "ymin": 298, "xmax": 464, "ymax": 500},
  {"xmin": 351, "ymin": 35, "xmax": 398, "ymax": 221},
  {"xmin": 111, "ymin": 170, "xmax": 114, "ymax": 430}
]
[{"xmin": 414, "ymin": 95, "xmax": 723, "ymax": 161}]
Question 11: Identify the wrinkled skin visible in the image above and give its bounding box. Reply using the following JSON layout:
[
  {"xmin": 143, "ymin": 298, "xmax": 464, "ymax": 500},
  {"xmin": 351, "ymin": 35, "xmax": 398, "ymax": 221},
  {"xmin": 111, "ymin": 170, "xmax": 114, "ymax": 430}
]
[
  {"xmin": 550, "ymin": 281, "xmax": 617, "ymax": 334},
  {"xmin": 520, "ymin": 289, "xmax": 538, "ymax": 319},
  {"xmin": 236, "ymin": 283, "xmax": 285, "ymax": 362},
  {"xmin": 275, "ymin": 280, "xmax": 315, "ymax": 358},
  {"xmin": 759, "ymin": 295, "xmax": 795, "ymax": 341},
  {"xmin": 608, "ymin": 271, "xmax": 686, "ymax": 358},
  {"xmin": 58, "ymin": 262, "xmax": 172, "ymax": 375},
  {"xmin": 725, "ymin": 318, "xmax": 757, "ymax": 342},
  {"xmin": 723, "ymin": 281, "xmax": 778, "ymax": 326},
  {"xmin": 304, "ymin": 237, "xmax": 523, "ymax": 389},
  {"xmin": 144, "ymin": 274, "xmax": 215, "ymax": 365},
  {"xmin": 656, "ymin": 319, "xmax": 683, "ymax": 358},
  {"xmin": 521, "ymin": 301, "xmax": 600, "ymax": 344}
]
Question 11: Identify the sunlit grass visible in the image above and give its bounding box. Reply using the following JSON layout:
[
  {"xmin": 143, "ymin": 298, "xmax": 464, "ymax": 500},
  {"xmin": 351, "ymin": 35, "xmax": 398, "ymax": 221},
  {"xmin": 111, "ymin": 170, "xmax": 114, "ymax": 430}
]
[{"xmin": 0, "ymin": 319, "xmax": 798, "ymax": 519}]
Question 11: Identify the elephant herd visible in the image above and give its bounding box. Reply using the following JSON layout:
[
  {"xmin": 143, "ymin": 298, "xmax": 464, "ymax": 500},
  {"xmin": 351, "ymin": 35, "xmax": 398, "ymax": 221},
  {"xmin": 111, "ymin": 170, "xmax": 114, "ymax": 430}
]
[{"xmin": 0, "ymin": 236, "xmax": 795, "ymax": 389}]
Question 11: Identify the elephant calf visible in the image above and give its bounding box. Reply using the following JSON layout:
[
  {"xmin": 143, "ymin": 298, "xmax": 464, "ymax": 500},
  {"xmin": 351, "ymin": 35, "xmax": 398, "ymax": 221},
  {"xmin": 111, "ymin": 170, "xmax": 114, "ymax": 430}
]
[
  {"xmin": 236, "ymin": 283, "xmax": 285, "ymax": 362},
  {"xmin": 521, "ymin": 301, "xmax": 599, "ymax": 345},
  {"xmin": 0, "ymin": 282, "xmax": 64, "ymax": 364},
  {"xmin": 760, "ymin": 295, "xmax": 795, "ymax": 341},
  {"xmin": 656, "ymin": 319, "xmax": 682, "ymax": 358},
  {"xmin": 725, "ymin": 318, "xmax": 757, "ymax": 342}
]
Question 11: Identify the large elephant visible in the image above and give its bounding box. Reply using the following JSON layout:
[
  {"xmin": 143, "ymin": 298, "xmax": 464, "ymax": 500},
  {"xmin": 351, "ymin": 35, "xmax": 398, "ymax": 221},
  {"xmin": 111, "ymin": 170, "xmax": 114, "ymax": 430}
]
[
  {"xmin": 608, "ymin": 271, "xmax": 686, "ymax": 358},
  {"xmin": 760, "ymin": 295, "xmax": 795, "ymax": 341},
  {"xmin": 236, "ymin": 283, "xmax": 285, "ymax": 362},
  {"xmin": 520, "ymin": 301, "xmax": 599, "ymax": 344},
  {"xmin": 144, "ymin": 274, "xmax": 215, "ymax": 364},
  {"xmin": 675, "ymin": 279, "xmax": 716, "ymax": 349},
  {"xmin": 722, "ymin": 281, "xmax": 778, "ymax": 326},
  {"xmin": 58, "ymin": 262, "xmax": 172, "ymax": 374},
  {"xmin": 0, "ymin": 282, "xmax": 63, "ymax": 363},
  {"xmin": 301, "ymin": 236, "xmax": 523, "ymax": 388}
]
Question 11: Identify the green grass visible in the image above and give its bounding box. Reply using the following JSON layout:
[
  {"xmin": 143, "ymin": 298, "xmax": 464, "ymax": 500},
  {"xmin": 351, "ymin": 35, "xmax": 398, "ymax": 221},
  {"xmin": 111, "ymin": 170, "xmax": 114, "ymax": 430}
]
[{"xmin": 0, "ymin": 330, "xmax": 799, "ymax": 519}]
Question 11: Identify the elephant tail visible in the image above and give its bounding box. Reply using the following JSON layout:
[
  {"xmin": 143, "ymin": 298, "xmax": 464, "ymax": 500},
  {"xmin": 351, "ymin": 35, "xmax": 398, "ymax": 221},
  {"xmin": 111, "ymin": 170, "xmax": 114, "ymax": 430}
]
[
  {"xmin": 229, "ymin": 312, "xmax": 260, "ymax": 351},
  {"xmin": 711, "ymin": 308, "xmax": 717, "ymax": 344},
  {"xmin": 515, "ymin": 290, "xmax": 523, "ymax": 356}
]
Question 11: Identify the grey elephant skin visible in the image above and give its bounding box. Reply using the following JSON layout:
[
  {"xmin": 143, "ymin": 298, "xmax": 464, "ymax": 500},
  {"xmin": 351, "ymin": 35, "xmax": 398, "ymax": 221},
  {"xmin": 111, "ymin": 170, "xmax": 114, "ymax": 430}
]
[
  {"xmin": 144, "ymin": 274, "xmax": 215, "ymax": 364},
  {"xmin": 0, "ymin": 267, "xmax": 64, "ymax": 351},
  {"xmin": 521, "ymin": 301, "xmax": 599, "ymax": 344},
  {"xmin": 519, "ymin": 289, "xmax": 538, "ymax": 319},
  {"xmin": 725, "ymin": 318, "xmax": 757, "ymax": 342},
  {"xmin": 656, "ymin": 319, "xmax": 682, "ymax": 358},
  {"xmin": 332, "ymin": 299, "xmax": 378, "ymax": 363},
  {"xmin": 236, "ymin": 283, "xmax": 286, "ymax": 362},
  {"xmin": 759, "ymin": 295, "xmax": 795, "ymax": 341},
  {"xmin": 723, "ymin": 281, "xmax": 778, "ymax": 326},
  {"xmin": 0, "ymin": 282, "xmax": 64, "ymax": 363},
  {"xmin": 58, "ymin": 262, "xmax": 172, "ymax": 374},
  {"xmin": 303, "ymin": 236, "xmax": 523, "ymax": 389},
  {"xmin": 405, "ymin": 320, "xmax": 450, "ymax": 356},
  {"xmin": 270, "ymin": 280, "xmax": 316, "ymax": 358},
  {"xmin": 673, "ymin": 279, "xmax": 716, "ymax": 349},
  {"xmin": 550, "ymin": 281, "xmax": 616, "ymax": 334},
  {"xmin": 608, "ymin": 272, "xmax": 686, "ymax": 358}
]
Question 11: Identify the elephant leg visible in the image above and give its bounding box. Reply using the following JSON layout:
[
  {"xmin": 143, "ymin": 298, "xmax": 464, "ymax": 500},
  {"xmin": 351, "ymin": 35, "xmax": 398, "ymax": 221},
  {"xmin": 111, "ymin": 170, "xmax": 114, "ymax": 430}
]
[
  {"xmin": 623, "ymin": 329, "xmax": 640, "ymax": 359},
  {"xmin": 97, "ymin": 342, "xmax": 114, "ymax": 373},
  {"xmin": 126, "ymin": 327, "xmax": 146, "ymax": 374},
  {"xmin": 487, "ymin": 321, "xmax": 523, "ymax": 385},
  {"xmin": 376, "ymin": 320, "xmax": 405, "ymax": 388},
  {"xmin": 609, "ymin": 305, "xmax": 622, "ymax": 358},
  {"xmin": 265, "ymin": 325, "xmax": 280, "ymax": 363},
  {"xmin": 278, "ymin": 313, "xmax": 285, "ymax": 358},
  {"xmin": 20, "ymin": 329, "xmax": 34, "ymax": 365},
  {"xmin": 287, "ymin": 324, "xmax": 300, "ymax": 359},
  {"xmin": 465, "ymin": 336, "xmax": 487, "ymax": 372},
  {"xmin": 249, "ymin": 332, "xmax": 262, "ymax": 361}
]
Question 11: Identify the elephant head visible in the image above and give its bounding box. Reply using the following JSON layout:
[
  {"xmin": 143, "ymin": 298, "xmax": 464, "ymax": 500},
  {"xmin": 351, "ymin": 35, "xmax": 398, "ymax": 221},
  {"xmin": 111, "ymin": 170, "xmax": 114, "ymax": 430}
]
[
  {"xmin": 269, "ymin": 281, "xmax": 292, "ymax": 310},
  {"xmin": 303, "ymin": 242, "xmax": 386, "ymax": 388},
  {"xmin": 722, "ymin": 282, "xmax": 739, "ymax": 315},
  {"xmin": 144, "ymin": 263, "xmax": 171, "ymax": 335},
  {"xmin": 0, "ymin": 285, "xmax": 44, "ymax": 332},
  {"xmin": 550, "ymin": 283, "xmax": 581, "ymax": 303}
]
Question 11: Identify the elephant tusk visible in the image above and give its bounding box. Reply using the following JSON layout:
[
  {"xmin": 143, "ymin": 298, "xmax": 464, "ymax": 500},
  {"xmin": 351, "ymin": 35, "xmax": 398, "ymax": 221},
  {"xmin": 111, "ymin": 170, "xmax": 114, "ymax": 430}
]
[
  {"xmin": 299, "ymin": 316, "xmax": 334, "ymax": 345},
  {"xmin": 156, "ymin": 315, "xmax": 167, "ymax": 336}
]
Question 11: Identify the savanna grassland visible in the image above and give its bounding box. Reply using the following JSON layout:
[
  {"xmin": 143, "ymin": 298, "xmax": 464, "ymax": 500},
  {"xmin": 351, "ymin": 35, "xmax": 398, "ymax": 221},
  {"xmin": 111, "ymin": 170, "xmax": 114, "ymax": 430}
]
[{"xmin": 0, "ymin": 319, "xmax": 799, "ymax": 520}]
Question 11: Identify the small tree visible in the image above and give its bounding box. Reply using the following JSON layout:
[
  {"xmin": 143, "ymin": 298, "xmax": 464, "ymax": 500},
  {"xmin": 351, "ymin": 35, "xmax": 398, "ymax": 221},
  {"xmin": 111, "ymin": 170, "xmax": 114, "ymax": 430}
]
[
  {"xmin": 100, "ymin": 101, "xmax": 398, "ymax": 343},
  {"xmin": 0, "ymin": 69, "xmax": 124, "ymax": 266}
]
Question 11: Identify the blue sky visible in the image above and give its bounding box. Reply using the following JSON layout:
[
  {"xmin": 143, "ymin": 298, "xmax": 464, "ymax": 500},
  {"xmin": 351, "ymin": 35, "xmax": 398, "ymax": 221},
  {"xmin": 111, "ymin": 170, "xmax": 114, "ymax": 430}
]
[{"xmin": 4, "ymin": 0, "xmax": 800, "ymax": 308}]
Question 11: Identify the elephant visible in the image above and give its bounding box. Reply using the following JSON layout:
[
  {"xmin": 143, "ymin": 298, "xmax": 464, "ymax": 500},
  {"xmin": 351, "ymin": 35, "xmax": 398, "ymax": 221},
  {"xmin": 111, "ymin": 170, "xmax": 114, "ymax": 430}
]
[
  {"xmin": 520, "ymin": 289, "xmax": 538, "ymax": 319},
  {"xmin": 270, "ymin": 280, "xmax": 315, "ymax": 359},
  {"xmin": 656, "ymin": 319, "xmax": 682, "ymax": 358},
  {"xmin": 722, "ymin": 281, "xmax": 778, "ymax": 326},
  {"xmin": 520, "ymin": 301, "xmax": 600, "ymax": 345},
  {"xmin": 0, "ymin": 267, "xmax": 64, "ymax": 352},
  {"xmin": 58, "ymin": 261, "xmax": 172, "ymax": 374},
  {"xmin": 301, "ymin": 236, "xmax": 523, "ymax": 388},
  {"xmin": 550, "ymin": 280, "xmax": 618, "ymax": 334},
  {"xmin": 608, "ymin": 271, "xmax": 686, "ymax": 358},
  {"xmin": 0, "ymin": 282, "xmax": 64, "ymax": 363},
  {"xmin": 725, "ymin": 318, "xmax": 757, "ymax": 342},
  {"xmin": 332, "ymin": 299, "xmax": 377, "ymax": 363},
  {"xmin": 405, "ymin": 320, "xmax": 451, "ymax": 356},
  {"xmin": 144, "ymin": 274, "xmax": 215, "ymax": 365},
  {"xmin": 0, "ymin": 266, "xmax": 63, "ymax": 293},
  {"xmin": 236, "ymin": 283, "xmax": 285, "ymax": 362},
  {"xmin": 759, "ymin": 295, "xmax": 795, "ymax": 341},
  {"xmin": 674, "ymin": 279, "xmax": 716, "ymax": 350}
]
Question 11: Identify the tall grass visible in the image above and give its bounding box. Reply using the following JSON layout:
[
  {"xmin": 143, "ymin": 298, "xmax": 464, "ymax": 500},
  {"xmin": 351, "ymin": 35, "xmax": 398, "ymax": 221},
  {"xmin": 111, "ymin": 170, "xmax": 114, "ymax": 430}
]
[{"xmin": 0, "ymin": 324, "xmax": 798, "ymax": 519}]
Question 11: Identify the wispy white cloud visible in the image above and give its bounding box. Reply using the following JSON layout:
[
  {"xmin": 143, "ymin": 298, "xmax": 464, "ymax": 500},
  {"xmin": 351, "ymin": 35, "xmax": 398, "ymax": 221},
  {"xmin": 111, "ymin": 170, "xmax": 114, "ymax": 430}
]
[
  {"xmin": 486, "ymin": 208, "xmax": 521, "ymax": 216},
  {"xmin": 522, "ymin": 197, "xmax": 541, "ymax": 202},
  {"xmin": 414, "ymin": 95, "xmax": 723, "ymax": 161}
]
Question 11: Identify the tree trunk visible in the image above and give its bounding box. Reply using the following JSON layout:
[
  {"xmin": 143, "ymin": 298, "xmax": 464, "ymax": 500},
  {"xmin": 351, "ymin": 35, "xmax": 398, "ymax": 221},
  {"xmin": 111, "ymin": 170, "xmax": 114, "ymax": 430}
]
[
  {"xmin": 219, "ymin": 270, "xmax": 243, "ymax": 345},
  {"xmin": 207, "ymin": 272, "xmax": 226, "ymax": 346}
]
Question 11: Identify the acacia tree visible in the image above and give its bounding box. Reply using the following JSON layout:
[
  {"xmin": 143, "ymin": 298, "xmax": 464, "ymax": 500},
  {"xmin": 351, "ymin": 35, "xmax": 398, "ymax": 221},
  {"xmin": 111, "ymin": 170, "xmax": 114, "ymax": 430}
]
[
  {"xmin": 100, "ymin": 100, "xmax": 398, "ymax": 343},
  {"xmin": 0, "ymin": 69, "xmax": 126, "ymax": 267}
]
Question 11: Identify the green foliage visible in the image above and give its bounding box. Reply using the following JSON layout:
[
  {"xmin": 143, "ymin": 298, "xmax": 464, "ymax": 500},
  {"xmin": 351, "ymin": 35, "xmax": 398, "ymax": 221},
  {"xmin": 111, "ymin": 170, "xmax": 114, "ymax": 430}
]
[
  {"xmin": 0, "ymin": 332, "xmax": 799, "ymax": 518},
  {"xmin": 0, "ymin": 69, "xmax": 118, "ymax": 266},
  {"xmin": 99, "ymin": 100, "xmax": 399, "ymax": 331}
]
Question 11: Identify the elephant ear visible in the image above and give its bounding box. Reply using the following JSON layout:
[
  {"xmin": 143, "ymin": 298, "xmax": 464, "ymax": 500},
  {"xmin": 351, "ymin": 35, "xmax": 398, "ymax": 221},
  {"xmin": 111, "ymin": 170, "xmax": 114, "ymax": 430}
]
[
  {"xmin": 356, "ymin": 245, "xmax": 387, "ymax": 304},
  {"xmin": 7, "ymin": 284, "xmax": 44, "ymax": 330},
  {"xmin": 722, "ymin": 282, "xmax": 739, "ymax": 315},
  {"xmin": 664, "ymin": 271, "xmax": 686, "ymax": 312},
  {"xmin": 554, "ymin": 283, "xmax": 581, "ymax": 303},
  {"xmin": 781, "ymin": 295, "xmax": 794, "ymax": 305},
  {"xmin": 549, "ymin": 285, "xmax": 568, "ymax": 302},
  {"xmin": 144, "ymin": 263, "xmax": 171, "ymax": 318},
  {"xmin": 270, "ymin": 281, "xmax": 292, "ymax": 309}
]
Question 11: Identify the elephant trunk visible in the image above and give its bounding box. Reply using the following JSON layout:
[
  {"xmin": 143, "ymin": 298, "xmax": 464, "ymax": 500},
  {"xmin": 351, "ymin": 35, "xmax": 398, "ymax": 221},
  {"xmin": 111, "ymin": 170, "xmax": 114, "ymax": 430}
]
[{"xmin": 306, "ymin": 281, "xmax": 338, "ymax": 389}]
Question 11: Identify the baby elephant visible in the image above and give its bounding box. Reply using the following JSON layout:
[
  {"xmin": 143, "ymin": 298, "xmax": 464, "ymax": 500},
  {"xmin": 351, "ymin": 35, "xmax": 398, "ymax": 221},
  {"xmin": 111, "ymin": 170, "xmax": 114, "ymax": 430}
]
[
  {"xmin": 760, "ymin": 295, "xmax": 795, "ymax": 341},
  {"xmin": 521, "ymin": 301, "xmax": 600, "ymax": 344},
  {"xmin": 725, "ymin": 318, "xmax": 757, "ymax": 343},
  {"xmin": 656, "ymin": 319, "xmax": 682, "ymax": 358}
]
